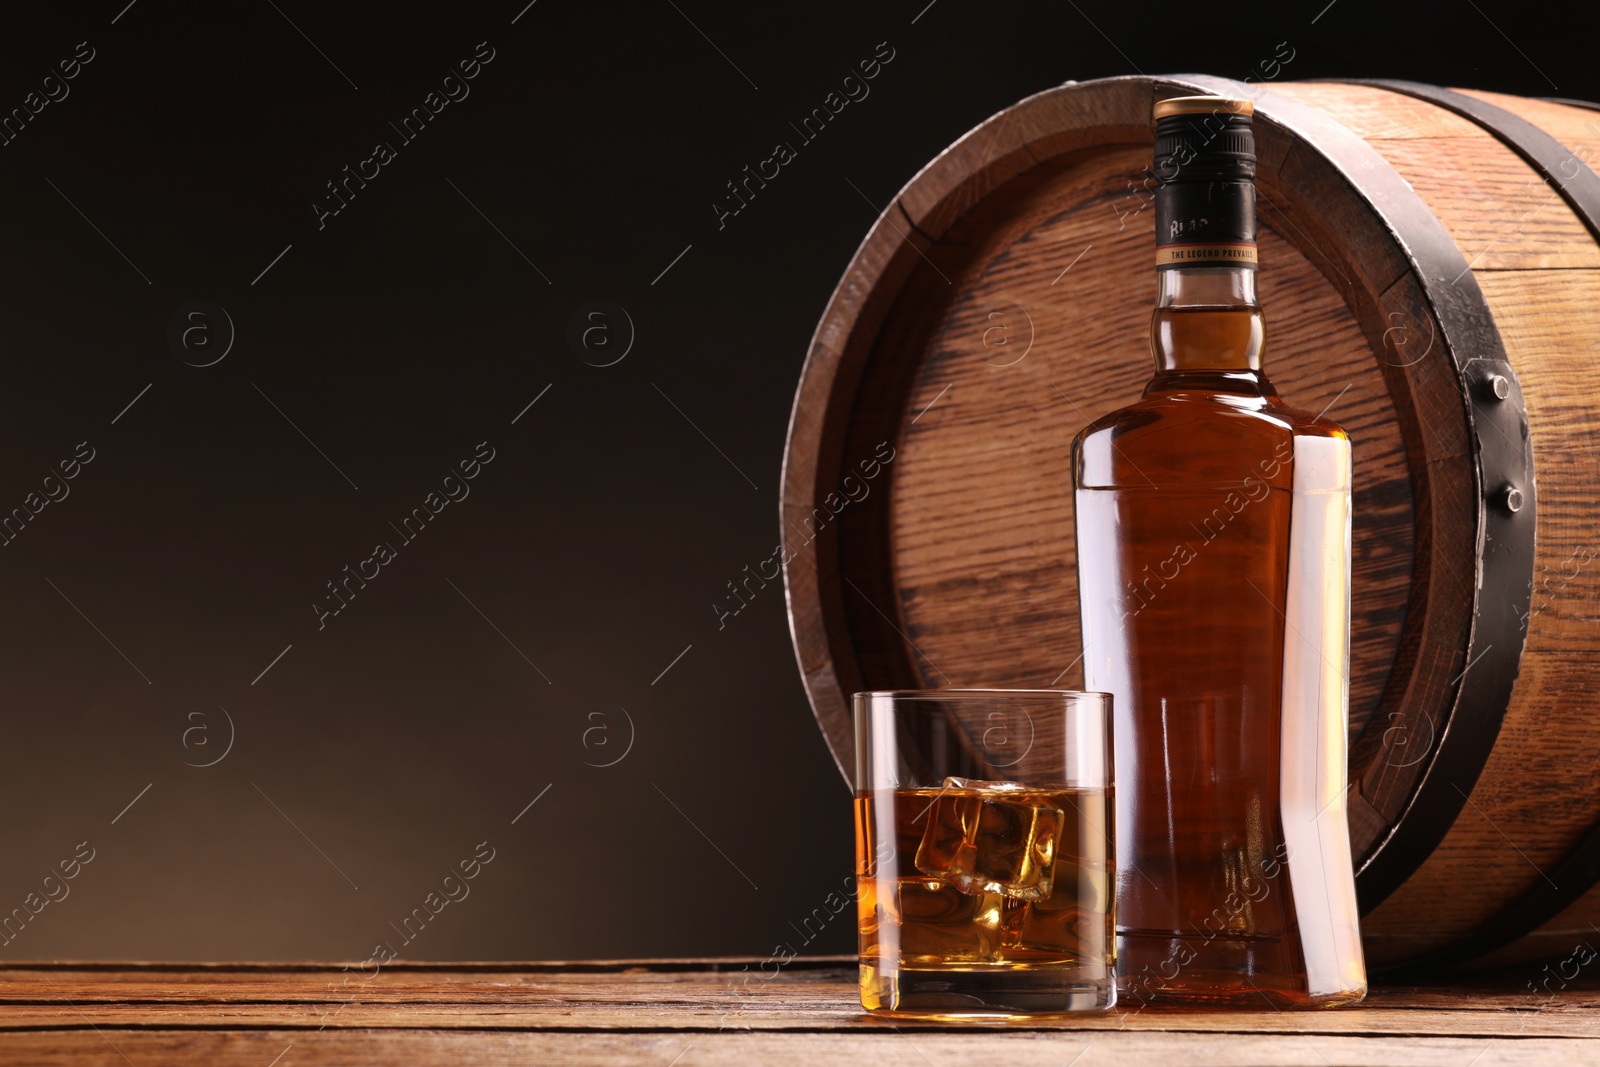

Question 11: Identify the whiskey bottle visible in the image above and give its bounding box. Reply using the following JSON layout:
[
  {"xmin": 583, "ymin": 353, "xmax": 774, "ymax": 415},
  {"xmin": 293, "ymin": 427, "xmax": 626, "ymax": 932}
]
[{"xmin": 1072, "ymin": 96, "xmax": 1366, "ymax": 1008}]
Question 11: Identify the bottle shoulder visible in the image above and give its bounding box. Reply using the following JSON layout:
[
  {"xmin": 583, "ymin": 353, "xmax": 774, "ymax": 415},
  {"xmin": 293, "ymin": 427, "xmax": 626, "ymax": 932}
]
[
  {"xmin": 1073, "ymin": 389, "xmax": 1348, "ymax": 444},
  {"xmin": 1073, "ymin": 389, "xmax": 1348, "ymax": 490}
]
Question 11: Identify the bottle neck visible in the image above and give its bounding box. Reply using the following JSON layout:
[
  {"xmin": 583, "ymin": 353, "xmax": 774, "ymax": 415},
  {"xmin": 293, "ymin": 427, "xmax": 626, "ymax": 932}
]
[
  {"xmin": 1149, "ymin": 162, "xmax": 1261, "ymax": 383},
  {"xmin": 1156, "ymin": 265, "xmax": 1259, "ymax": 309},
  {"xmin": 1149, "ymin": 266, "xmax": 1265, "ymax": 380}
]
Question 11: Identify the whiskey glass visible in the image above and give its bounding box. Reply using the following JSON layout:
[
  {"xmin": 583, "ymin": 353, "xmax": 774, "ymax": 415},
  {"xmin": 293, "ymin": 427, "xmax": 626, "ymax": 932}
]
[{"xmin": 853, "ymin": 689, "xmax": 1115, "ymax": 1017}]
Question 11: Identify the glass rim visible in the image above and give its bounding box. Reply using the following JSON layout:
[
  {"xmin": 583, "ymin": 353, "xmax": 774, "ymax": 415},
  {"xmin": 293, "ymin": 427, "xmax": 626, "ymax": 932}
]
[
  {"xmin": 851, "ymin": 687, "xmax": 1112, "ymax": 701},
  {"xmin": 852, "ymin": 687, "xmax": 1113, "ymax": 790}
]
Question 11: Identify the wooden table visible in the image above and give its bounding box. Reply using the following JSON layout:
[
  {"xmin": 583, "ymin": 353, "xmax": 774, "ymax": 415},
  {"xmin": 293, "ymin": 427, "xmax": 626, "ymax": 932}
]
[{"xmin": 2, "ymin": 957, "xmax": 1595, "ymax": 1064}]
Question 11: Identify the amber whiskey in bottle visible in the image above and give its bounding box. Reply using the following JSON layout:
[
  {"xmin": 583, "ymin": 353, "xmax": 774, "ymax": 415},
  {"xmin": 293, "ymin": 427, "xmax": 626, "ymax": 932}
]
[{"xmin": 1072, "ymin": 96, "xmax": 1366, "ymax": 1008}]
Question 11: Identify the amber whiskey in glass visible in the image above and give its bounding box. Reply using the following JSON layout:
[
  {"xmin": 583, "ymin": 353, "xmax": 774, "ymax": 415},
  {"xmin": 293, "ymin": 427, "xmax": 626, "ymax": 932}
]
[
  {"xmin": 1071, "ymin": 96, "xmax": 1366, "ymax": 1008},
  {"xmin": 853, "ymin": 690, "xmax": 1116, "ymax": 1017}
]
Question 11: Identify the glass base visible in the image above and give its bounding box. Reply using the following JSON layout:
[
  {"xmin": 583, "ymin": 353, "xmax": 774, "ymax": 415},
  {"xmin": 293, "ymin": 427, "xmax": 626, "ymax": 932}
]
[{"xmin": 860, "ymin": 963, "xmax": 1115, "ymax": 1018}]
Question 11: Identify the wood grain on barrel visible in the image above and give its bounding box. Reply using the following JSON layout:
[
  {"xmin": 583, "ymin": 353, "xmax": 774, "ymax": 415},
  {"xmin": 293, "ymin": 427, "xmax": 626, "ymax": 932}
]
[
  {"xmin": 1433, "ymin": 94, "xmax": 1600, "ymax": 969},
  {"xmin": 887, "ymin": 149, "xmax": 1409, "ymax": 726},
  {"xmin": 787, "ymin": 80, "xmax": 1440, "ymax": 795},
  {"xmin": 1265, "ymin": 83, "xmax": 1600, "ymax": 966},
  {"xmin": 793, "ymin": 75, "xmax": 1471, "ymax": 857},
  {"xmin": 1459, "ymin": 90, "xmax": 1600, "ymax": 164}
]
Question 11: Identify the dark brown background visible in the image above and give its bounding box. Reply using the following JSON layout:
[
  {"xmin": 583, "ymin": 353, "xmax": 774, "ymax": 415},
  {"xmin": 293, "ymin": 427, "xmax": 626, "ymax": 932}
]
[{"xmin": 0, "ymin": 0, "xmax": 1593, "ymax": 962}]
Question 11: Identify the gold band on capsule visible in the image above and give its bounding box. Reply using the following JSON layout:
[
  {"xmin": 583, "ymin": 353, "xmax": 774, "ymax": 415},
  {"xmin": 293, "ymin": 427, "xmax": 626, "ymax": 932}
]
[
  {"xmin": 1153, "ymin": 95, "xmax": 1255, "ymax": 120},
  {"xmin": 1155, "ymin": 242, "xmax": 1259, "ymax": 266}
]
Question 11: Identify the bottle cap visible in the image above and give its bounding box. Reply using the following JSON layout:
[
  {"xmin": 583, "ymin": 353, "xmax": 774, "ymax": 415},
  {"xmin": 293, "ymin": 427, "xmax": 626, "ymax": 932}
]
[{"xmin": 1153, "ymin": 96, "xmax": 1256, "ymax": 182}]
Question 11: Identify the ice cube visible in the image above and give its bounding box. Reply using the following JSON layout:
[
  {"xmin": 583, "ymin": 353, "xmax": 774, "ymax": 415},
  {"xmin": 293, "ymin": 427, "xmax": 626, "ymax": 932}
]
[
  {"xmin": 1007, "ymin": 860, "xmax": 1111, "ymax": 958},
  {"xmin": 913, "ymin": 778, "xmax": 1065, "ymax": 902},
  {"xmin": 893, "ymin": 878, "xmax": 1024, "ymax": 964},
  {"xmin": 1008, "ymin": 900, "xmax": 1105, "ymax": 960},
  {"xmin": 1005, "ymin": 792, "xmax": 1114, "ymax": 961}
]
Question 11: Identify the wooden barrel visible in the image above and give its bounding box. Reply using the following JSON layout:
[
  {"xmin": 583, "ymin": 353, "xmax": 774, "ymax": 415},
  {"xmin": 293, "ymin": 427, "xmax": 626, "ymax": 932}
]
[{"xmin": 780, "ymin": 74, "xmax": 1600, "ymax": 972}]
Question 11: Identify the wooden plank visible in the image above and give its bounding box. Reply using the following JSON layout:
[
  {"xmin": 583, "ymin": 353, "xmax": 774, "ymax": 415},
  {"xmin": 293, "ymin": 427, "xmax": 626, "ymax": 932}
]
[
  {"xmin": 1370, "ymin": 138, "xmax": 1600, "ymax": 270},
  {"xmin": 1476, "ymin": 880, "xmax": 1600, "ymax": 967},
  {"xmin": 0, "ymin": 962, "xmax": 1594, "ymax": 1035},
  {"xmin": 1453, "ymin": 90, "xmax": 1600, "ymax": 166},
  {"xmin": 1358, "ymin": 265, "xmax": 1600, "ymax": 965},
  {"xmin": 1476, "ymin": 269, "xmax": 1600, "ymax": 654},
  {"xmin": 1271, "ymin": 82, "xmax": 1483, "ymax": 139},
  {"xmin": 1, "ymin": 961, "xmax": 1599, "ymax": 1064},
  {"xmin": 5, "ymin": 996, "xmax": 1600, "ymax": 1037},
  {"xmin": 1, "ymin": 1029, "xmax": 1597, "ymax": 1067}
]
